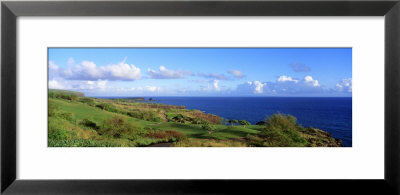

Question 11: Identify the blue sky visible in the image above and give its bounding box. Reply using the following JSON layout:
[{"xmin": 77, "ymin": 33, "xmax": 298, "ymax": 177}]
[{"xmin": 48, "ymin": 48, "xmax": 352, "ymax": 97}]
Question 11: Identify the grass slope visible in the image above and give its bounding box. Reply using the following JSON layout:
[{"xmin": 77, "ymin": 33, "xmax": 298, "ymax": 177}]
[{"xmin": 48, "ymin": 90, "xmax": 342, "ymax": 147}]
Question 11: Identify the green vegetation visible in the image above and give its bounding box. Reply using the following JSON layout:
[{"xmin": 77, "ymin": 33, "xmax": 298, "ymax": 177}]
[{"xmin": 48, "ymin": 90, "xmax": 342, "ymax": 147}]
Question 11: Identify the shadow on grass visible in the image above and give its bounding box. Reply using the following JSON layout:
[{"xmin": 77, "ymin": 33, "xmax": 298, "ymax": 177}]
[{"xmin": 217, "ymin": 128, "xmax": 258, "ymax": 138}]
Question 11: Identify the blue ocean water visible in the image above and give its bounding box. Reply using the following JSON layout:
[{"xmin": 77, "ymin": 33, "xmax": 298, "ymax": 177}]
[{"xmin": 97, "ymin": 96, "xmax": 352, "ymax": 147}]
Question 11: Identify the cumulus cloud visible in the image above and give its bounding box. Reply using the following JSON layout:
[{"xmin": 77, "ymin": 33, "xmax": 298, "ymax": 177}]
[
  {"xmin": 290, "ymin": 63, "xmax": 311, "ymax": 72},
  {"xmin": 197, "ymin": 72, "xmax": 228, "ymax": 80},
  {"xmin": 104, "ymin": 61, "xmax": 142, "ymax": 80},
  {"xmin": 236, "ymin": 81, "xmax": 267, "ymax": 95},
  {"xmin": 49, "ymin": 59, "xmax": 142, "ymax": 81},
  {"xmin": 48, "ymin": 79, "xmax": 65, "ymax": 89},
  {"xmin": 335, "ymin": 78, "xmax": 352, "ymax": 93},
  {"xmin": 147, "ymin": 66, "xmax": 192, "ymax": 79},
  {"xmin": 304, "ymin": 75, "xmax": 320, "ymax": 87},
  {"xmin": 227, "ymin": 70, "xmax": 245, "ymax": 78},
  {"xmin": 213, "ymin": 80, "xmax": 220, "ymax": 91},
  {"xmin": 277, "ymin": 75, "xmax": 299, "ymax": 83},
  {"xmin": 235, "ymin": 75, "xmax": 323, "ymax": 96}
]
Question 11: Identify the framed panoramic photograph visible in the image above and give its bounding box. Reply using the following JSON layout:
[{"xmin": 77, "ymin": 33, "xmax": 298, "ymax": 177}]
[
  {"xmin": 47, "ymin": 47, "xmax": 351, "ymax": 147},
  {"xmin": 2, "ymin": 0, "xmax": 400, "ymax": 194}
]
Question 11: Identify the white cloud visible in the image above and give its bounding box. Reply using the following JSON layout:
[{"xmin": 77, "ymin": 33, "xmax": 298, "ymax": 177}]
[
  {"xmin": 304, "ymin": 75, "xmax": 320, "ymax": 87},
  {"xmin": 277, "ymin": 75, "xmax": 299, "ymax": 83},
  {"xmin": 80, "ymin": 80, "xmax": 108, "ymax": 90},
  {"xmin": 213, "ymin": 80, "xmax": 220, "ymax": 91},
  {"xmin": 48, "ymin": 79, "xmax": 65, "ymax": 89},
  {"xmin": 235, "ymin": 75, "xmax": 322, "ymax": 96},
  {"xmin": 50, "ymin": 59, "xmax": 142, "ymax": 81},
  {"xmin": 49, "ymin": 61, "xmax": 59, "ymax": 70},
  {"xmin": 253, "ymin": 81, "xmax": 266, "ymax": 94},
  {"xmin": 236, "ymin": 80, "xmax": 267, "ymax": 94},
  {"xmin": 104, "ymin": 61, "xmax": 141, "ymax": 80},
  {"xmin": 335, "ymin": 78, "xmax": 352, "ymax": 92},
  {"xmin": 48, "ymin": 78, "xmax": 108, "ymax": 92},
  {"xmin": 147, "ymin": 66, "xmax": 192, "ymax": 79},
  {"xmin": 227, "ymin": 70, "xmax": 245, "ymax": 78}
]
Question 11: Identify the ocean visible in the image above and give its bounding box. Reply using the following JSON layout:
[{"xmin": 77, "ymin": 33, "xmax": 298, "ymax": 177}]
[{"xmin": 99, "ymin": 96, "xmax": 352, "ymax": 147}]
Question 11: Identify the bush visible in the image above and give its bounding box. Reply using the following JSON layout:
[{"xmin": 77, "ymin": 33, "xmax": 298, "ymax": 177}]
[
  {"xmin": 201, "ymin": 123, "xmax": 216, "ymax": 135},
  {"xmin": 248, "ymin": 113, "xmax": 308, "ymax": 147},
  {"xmin": 238, "ymin": 120, "xmax": 251, "ymax": 127},
  {"xmin": 97, "ymin": 103, "xmax": 114, "ymax": 111},
  {"xmin": 99, "ymin": 116, "xmax": 143, "ymax": 139},
  {"xmin": 127, "ymin": 110, "xmax": 162, "ymax": 122},
  {"xmin": 58, "ymin": 112, "xmax": 75, "ymax": 123},
  {"xmin": 228, "ymin": 119, "xmax": 239, "ymax": 125},
  {"xmin": 79, "ymin": 97, "xmax": 96, "ymax": 106},
  {"xmin": 80, "ymin": 119, "xmax": 99, "ymax": 130}
]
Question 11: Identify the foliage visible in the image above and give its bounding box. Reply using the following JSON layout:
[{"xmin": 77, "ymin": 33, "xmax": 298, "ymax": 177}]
[
  {"xmin": 48, "ymin": 139, "xmax": 123, "ymax": 147},
  {"xmin": 48, "ymin": 99, "xmax": 58, "ymax": 117},
  {"xmin": 49, "ymin": 90, "xmax": 80, "ymax": 101},
  {"xmin": 79, "ymin": 97, "xmax": 96, "ymax": 106},
  {"xmin": 80, "ymin": 118, "xmax": 99, "ymax": 130},
  {"xmin": 228, "ymin": 119, "xmax": 239, "ymax": 125},
  {"xmin": 99, "ymin": 116, "xmax": 143, "ymax": 139},
  {"xmin": 201, "ymin": 123, "xmax": 217, "ymax": 135},
  {"xmin": 58, "ymin": 111, "xmax": 76, "ymax": 123},
  {"xmin": 127, "ymin": 110, "xmax": 162, "ymax": 122},
  {"xmin": 96, "ymin": 103, "xmax": 119, "ymax": 113},
  {"xmin": 248, "ymin": 113, "xmax": 308, "ymax": 147},
  {"xmin": 238, "ymin": 120, "xmax": 251, "ymax": 127},
  {"xmin": 48, "ymin": 89, "xmax": 341, "ymax": 147}
]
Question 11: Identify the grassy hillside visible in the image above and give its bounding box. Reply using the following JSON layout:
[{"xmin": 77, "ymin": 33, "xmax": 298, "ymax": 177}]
[{"xmin": 48, "ymin": 90, "xmax": 342, "ymax": 147}]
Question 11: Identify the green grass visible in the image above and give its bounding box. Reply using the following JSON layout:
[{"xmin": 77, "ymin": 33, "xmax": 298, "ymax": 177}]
[{"xmin": 48, "ymin": 90, "xmax": 342, "ymax": 147}]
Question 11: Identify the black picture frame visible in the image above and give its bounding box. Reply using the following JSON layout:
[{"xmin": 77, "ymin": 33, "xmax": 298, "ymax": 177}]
[{"xmin": 1, "ymin": 0, "xmax": 399, "ymax": 194}]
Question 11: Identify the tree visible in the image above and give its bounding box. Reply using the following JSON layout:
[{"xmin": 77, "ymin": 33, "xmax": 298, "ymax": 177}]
[
  {"xmin": 239, "ymin": 120, "xmax": 251, "ymax": 127},
  {"xmin": 228, "ymin": 119, "xmax": 239, "ymax": 126},
  {"xmin": 201, "ymin": 123, "xmax": 216, "ymax": 135}
]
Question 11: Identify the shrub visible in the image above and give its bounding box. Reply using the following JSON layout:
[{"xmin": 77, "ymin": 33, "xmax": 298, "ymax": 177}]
[
  {"xmin": 201, "ymin": 123, "xmax": 216, "ymax": 135},
  {"xmin": 99, "ymin": 116, "xmax": 143, "ymax": 139},
  {"xmin": 255, "ymin": 113, "xmax": 308, "ymax": 147},
  {"xmin": 79, "ymin": 97, "xmax": 96, "ymax": 106},
  {"xmin": 228, "ymin": 119, "xmax": 239, "ymax": 125},
  {"xmin": 238, "ymin": 120, "xmax": 251, "ymax": 127},
  {"xmin": 191, "ymin": 118, "xmax": 205, "ymax": 124},
  {"xmin": 58, "ymin": 112, "xmax": 75, "ymax": 123},
  {"xmin": 127, "ymin": 110, "xmax": 162, "ymax": 122},
  {"xmin": 172, "ymin": 114, "xmax": 187, "ymax": 123},
  {"xmin": 80, "ymin": 119, "xmax": 99, "ymax": 130},
  {"xmin": 96, "ymin": 103, "xmax": 122, "ymax": 113}
]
